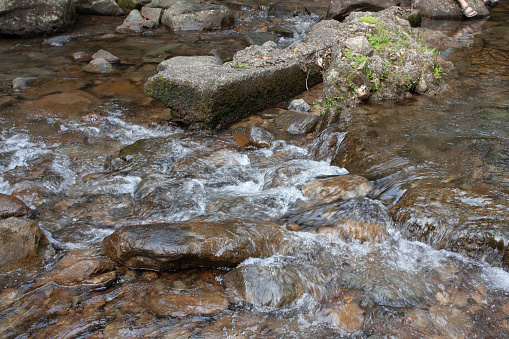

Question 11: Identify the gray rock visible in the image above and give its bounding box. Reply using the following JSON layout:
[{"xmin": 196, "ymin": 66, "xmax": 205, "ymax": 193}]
[
  {"xmin": 273, "ymin": 111, "xmax": 319, "ymax": 135},
  {"xmin": 76, "ymin": 0, "xmax": 124, "ymax": 16},
  {"xmin": 12, "ymin": 77, "xmax": 39, "ymax": 91},
  {"xmin": 161, "ymin": 0, "xmax": 234, "ymax": 31},
  {"xmin": 82, "ymin": 58, "xmax": 114, "ymax": 74},
  {"xmin": 0, "ymin": 0, "xmax": 76, "ymax": 38},
  {"xmin": 413, "ymin": 0, "xmax": 489, "ymax": 19},
  {"xmin": 245, "ymin": 31, "xmax": 276, "ymax": 46},
  {"xmin": 326, "ymin": 0, "xmax": 400, "ymax": 20},
  {"xmin": 92, "ymin": 49, "xmax": 119, "ymax": 62},
  {"xmin": 0, "ymin": 217, "xmax": 53, "ymax": 273},
  {"xmin": 344, "ymin": 35, "xmax": 374, "ymax": 56},
  {"xmin": 145, "ymin": 41, "xmax": 323, "ymax": 129},
  {"xmin": 142, "ymin": 19, "xmax": 159, "ymax": 29},
  {"xmin": 288, "ymin": 99, "xmax": 311, "ymax": 112},
  {"xmin": 102, "ymin": 220, "xmax": 289, "ymax": 270},
  {"xmin": 42, "ymin": 35, "xmax": 71, "ymax": 46},
  {"xmin": 157, "ymin": 55, "xmax": 222, "ymax": 72},
  {"xmin": 146, "ymin": 0, "xmax": 179, "ymax": 8},
  {"xmin": 141, "ymin": 6, "xmax": 162, "ymax": 22},
  {"xmin": 115, "ymin": 9, "xmax": 144, "ymax": 33}
]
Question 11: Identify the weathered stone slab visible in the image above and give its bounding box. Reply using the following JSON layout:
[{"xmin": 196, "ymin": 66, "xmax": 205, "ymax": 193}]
[
  {"xmin": 326, "ymin": 0, "xmax": 400, "ymax": 20},
  {"xmin": 145, "ymin": 41, "xmax": 323, "ymax": 129},
  {"xmin": 413, "ymin": 0, "xmax": 489, "ymax": 19},
  {"xmin": 0, "ymin": 0, "xmax": 76, "ymax": 37}
]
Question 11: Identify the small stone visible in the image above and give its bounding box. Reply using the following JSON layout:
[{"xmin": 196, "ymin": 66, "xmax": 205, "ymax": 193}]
[
  {"xmin": 142, "ymin": 20, "xmax": 159, "ymax": 29},
  {"xmin": 141, "ymin": 6, "xmax": 163, "ymax": 22},
  {"xmin": 288, "ymin": 99, "xmax": 311, "ymax": 112},
  {"xmin": 273, "ymin": 110, "xmax": 319, "ymax": 135},
  {"xmin": 92, "ymin": 49, "xmax": 119, "ymax": 63},
  {"xmin": 344, "ymin": 36, "xmax": 374, "ymax": 57},
  {"xmin": 328, "ymin": 303, "xmax": 364, "ymax": 332},
  {"xmin": 83, "ymin": 58, "xmax": 114, "ymax": 74},
  {"xmin": 355, "ymin": 84, "xmax": 370, "ymax": 100},
  {"xmin": 70, "ymin": 51, "xmax": 92, "ymax": 62},
  {"xmin": 42, "ymin": 35, "xmax": 71, "ymax": 46},
  {"xmin": 302, "ymin": 174, "xmax": 373, "ymax": 202},
  {"xmin": 52, "ymin": 258, "xmax": 117, "ymax": 287},
  {"xmin": 231, "ymin": 124, "xmax": 273, "ymax": 148},
  {"xmin": 12, "ymin": 77, "xmax": 39, "ymax": 91}
]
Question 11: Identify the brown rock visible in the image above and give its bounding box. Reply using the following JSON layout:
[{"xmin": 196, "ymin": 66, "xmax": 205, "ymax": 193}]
[
  {"xmin": 146, "ymin": 290, "xmax": 229, "ymax": 317},
  {"xmin": 70, "ymin": 51, "xmax": 92, "ymax": 62},
  {"xmin": 0, "ymin": 193, "xmax": 30, "ymax": 219},
  {"xmin": 428, "ymin": 305, "xmax": 472, "ymax": 338},
  {"xmin": 19, "ymin": 91, "xmax": 100, "ymax": 120},
  {"xmin": 328, "ymin": 303, "xmax": 364, "ymax": 332},
  {"xmin": 102, "ymin": 220, "xmax": 288, "ymax": 270},
  {"xmin": 301, "ymin": 174, "xmax": 373, "ymax": 202},
  {"xmin": 317, "ymin": 218, "xmax": 387, "ymax": 242},
  {"xmin": 272, "ymin": 110, "xmax": 319, "ymax": 135},
  {"xmin": 52, "ymin": 258, "xmax": 117, "ymax": 287},
  {"xmin": 230, "ymin": 124, "xmax": 273, "ymax": 148},
  {"xmin": 0, "ymin": 217, "xmax": 53, "ymax": 273},
  {"xmin": 92, "ymin": 49, "xmax": 119, "ymax": 62}
]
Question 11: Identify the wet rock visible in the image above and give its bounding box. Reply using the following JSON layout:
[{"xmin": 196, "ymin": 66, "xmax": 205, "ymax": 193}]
[
  {"xmin": 34, "ymin": 312, "xmax": 104, "ymax": 338},
  {"xmin": 161, "ymin": 0, "xmax": 234, "ymax": 31},
  {"xmin": 92, "ymin": 49, "xmax": 119, "ymax": 63},
  {"xmin": 0, "ymin": 0, "xmax": 76, "ymax": 38},
  {"xmin": 145, "ymin": 40, "xmax": 323, "ymax": 129},
  {"xmin": 0, "ymin": 193, "xmax": 31, "ymax": 219},
  {"xmin": 157, "ymin": 55, "xmax": 222, "ymax": 72},
  {"xmin": 308, "ymin": 127, "xmax": 347, "ymax": 161},
  {"xmin": 317, "ymin": 219, "xmax": 388, "ymax": 242},
  {"xmin": 225, "ymin": 264, "xmax": 306, "ymax": 307},
  {"xmin": 142, "ymin": 19, "xmax": 159, "ymax": 29},
  {"xmin": 413, "ymin": 0, "xmax": 489, "ymax": 19},
  {"xmin": 288, "ymin": 98, "xmax": 311, "ymax": 112},
  {"xmin": 116, "ymin": 9, "xmax": 144, "ymax": 33},
  {"xmin": 52, "ymin": 258, "xmax": 117, "ymax": 287},
  {"xmin": 0, "ymin": 217, "xmax": 53, "ymax": 274},
  {"xmin": 391, "ymin": 187, "xmax": 509, "ymax": 270},
  {"xmin": 19, "ymin": 90, "xmax": 100, "ymax": 120},
  {"xmin": 327, "ymin": 0, "xmax": 400, "ymax": 20},
  {"xmin": 327, "ymin": 303, "xmax": 364, "ymax": 332},
  {"xmin": 272, "ymin": 110, "xmax": 319, "ymax": 135},
  {"xmin": 428, "ymin": 305, "xmax": 472, "ymax": 337},
  {"xmin": 70, "ymin": 51, "xmax": 92, "ymax": 62},
  {"xmin": 83, "ymin": 58, "xmax": 114, "ymax": 74},
  {"xmin": 231, "ymin": 124, "xmax": 273, "ymax": 148},
  {"xmin": 301, "ymin": 174, "xmax": 373, "ymax": 202},
  {"xmin": 141, "ymin": 6, "xmax": 163, "ymax": 22},
  {"xmin": 76, "ymin": 0, "xmax": 125, "ymax": 16},
  {"xmin": 102, "ymin": 220, "xmax": 288, "ymax": 270},
  {"xmin": 245, "ymin": 31, "xmax": 276, "ymax": 46},
  {"xmin": 341, "ymin": 257, "xmax": 435, "ymax": 307},
  {"xmin": 146, "ymin": 290, "xmax": 229, "ymax": 317},
  {"xmin": 42, "ymin": 35, "xmax": 71, "ymax": 46},
  {"xmin": 12, "ymin": 77, "xmax": 39, "ymax": 91}
]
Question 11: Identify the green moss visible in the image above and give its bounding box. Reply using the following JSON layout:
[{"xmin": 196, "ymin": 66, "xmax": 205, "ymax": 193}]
[
  {"xmin": 407, "ymin": 13, "xmax": 422, "ymax": 28},
  {"xmin": 116, "ymin": 0, "xmax": 142, "ymax": 13}
]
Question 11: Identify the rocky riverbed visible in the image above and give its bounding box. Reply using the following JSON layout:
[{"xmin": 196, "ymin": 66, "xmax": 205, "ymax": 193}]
[{"xmin": 1, "ymin": 0, "xmax": 509, "ymax": 338}]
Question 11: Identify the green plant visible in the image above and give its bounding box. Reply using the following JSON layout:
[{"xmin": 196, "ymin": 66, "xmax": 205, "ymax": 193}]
[
  {"xmin": 433, "ymin": 65, "xmax": 445, "ymax": 79},
  {"xmin": 313, "ymin": 96, "xmax": 343, "ymax": 115},
  {"xmin": 359, "ymin": 14, "xmax": 379, "ymax": 25},
  {"xmin": 236, "ymin": 62, "xmax": 245, "ymax": 68}
]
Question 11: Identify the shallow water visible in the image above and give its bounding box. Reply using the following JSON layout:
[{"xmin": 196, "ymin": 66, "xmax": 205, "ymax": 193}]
[{"xmin": 1, "ymin": 2, "xmax": 509, "ymax": 338}]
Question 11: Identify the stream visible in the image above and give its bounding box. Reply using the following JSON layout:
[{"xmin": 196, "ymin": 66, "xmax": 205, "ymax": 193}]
[{"xmin": 1, "ymin": 1, "xmax": 509, "ymax": 338}]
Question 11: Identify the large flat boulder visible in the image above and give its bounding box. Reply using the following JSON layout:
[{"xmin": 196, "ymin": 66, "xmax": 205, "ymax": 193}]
[
  {"xmin": 145, "ymin": 41, "xmax": 323, "ymax": 129},
  {"xmin": 102, "ymin": 220, "xmax": 290, "ymax": 270},
  {"xmin": 326, "ymin": 0, "xmax": 400, "ymax": 21},
  {"xmin": 0, "ymin": 0, "xmax": 76, "ymax": 38},
  {"xmin": 413, "ymin": 0, "xmax": 489, "ymax": 19}
]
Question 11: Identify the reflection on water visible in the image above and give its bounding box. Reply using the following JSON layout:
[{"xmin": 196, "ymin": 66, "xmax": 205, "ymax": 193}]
[{"xmin": 1, "ymin": 2, "xmax": 509, "ymax": 338}]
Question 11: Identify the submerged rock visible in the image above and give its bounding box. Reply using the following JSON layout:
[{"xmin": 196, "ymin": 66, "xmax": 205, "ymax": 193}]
[
  {"xmin": 327, "ymin": 303, "xmax": 364, "ymax": 333},
  {"xmin": 301, "ymin": 174, "xmax": 373, "ymax": 202},
  {"xmin": 0, "ymin": 0, "xmax": 76, "ymax": 38},
  {"xmin": 145, "ymin": 290, "xmax": 229, "ymax": 317},
  {"xmin": 225, "ymin": 264, "xmax": 306, "ymax": 307},
  {"xmin": 102, "ymin": 220, "xmax": 289, "ymax": 270},
  {"xmin": 0, "ymin": 217, "xmax": 53, "ymax": 273},
  {"xmin": 392, "ymin": 187, "xmax": 509, "ymax": 270}
]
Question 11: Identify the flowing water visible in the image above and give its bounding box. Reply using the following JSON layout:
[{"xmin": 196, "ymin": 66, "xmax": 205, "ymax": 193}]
[{"xmin": 1, "ymin": 2, "xmax": 509, "ymax": 338}]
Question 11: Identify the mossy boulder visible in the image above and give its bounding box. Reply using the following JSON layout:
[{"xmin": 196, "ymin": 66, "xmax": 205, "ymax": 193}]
[{"xmin": 116, "ymin": 0, "xmax": 142, "ymax": 13}]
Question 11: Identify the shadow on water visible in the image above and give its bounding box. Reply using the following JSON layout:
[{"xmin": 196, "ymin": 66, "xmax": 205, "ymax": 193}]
[{"xmin": 0, "ymin": 1, "xmax": 509, "ymax": 338}]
